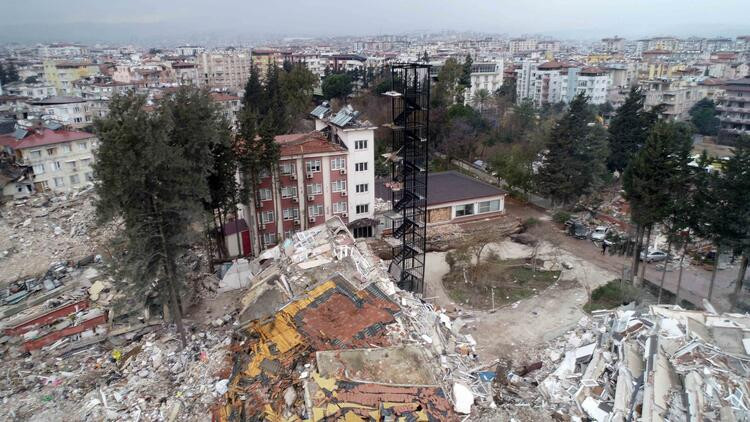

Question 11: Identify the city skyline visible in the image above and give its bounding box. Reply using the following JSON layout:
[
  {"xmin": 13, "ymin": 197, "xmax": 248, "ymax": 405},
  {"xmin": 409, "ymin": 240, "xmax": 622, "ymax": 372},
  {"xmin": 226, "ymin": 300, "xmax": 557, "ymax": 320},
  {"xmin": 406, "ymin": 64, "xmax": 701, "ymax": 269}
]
[{"xmin": 1, "ymin": 0, "xmax": 749, "ymax": 44}]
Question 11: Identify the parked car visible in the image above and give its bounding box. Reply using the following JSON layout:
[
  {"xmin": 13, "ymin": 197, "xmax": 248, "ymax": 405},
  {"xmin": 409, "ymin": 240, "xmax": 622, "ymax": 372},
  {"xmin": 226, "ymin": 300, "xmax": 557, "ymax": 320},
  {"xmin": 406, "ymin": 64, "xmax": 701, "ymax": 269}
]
[
  {"xmin": 573, "ymin": 223, "xmax": 590, "ymax": 239},
  {"xmin": 590, "ymin": 226, "xmax": 610, "ymax": 242},
  {"xmin": 640, "ymin": 250, "xmax": 669, "ymax": 263}
]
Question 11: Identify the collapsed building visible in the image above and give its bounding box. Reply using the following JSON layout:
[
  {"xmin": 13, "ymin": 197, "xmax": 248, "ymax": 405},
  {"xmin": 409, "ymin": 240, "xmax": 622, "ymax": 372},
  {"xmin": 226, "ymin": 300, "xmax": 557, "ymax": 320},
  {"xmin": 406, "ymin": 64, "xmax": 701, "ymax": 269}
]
[
  {"xmin": 494, "ymin": 304, "xmax": 750, "ymax": 421},
  {"xmin": 216, "ymin": 217, "xmax": 494, "ymax": 420}
]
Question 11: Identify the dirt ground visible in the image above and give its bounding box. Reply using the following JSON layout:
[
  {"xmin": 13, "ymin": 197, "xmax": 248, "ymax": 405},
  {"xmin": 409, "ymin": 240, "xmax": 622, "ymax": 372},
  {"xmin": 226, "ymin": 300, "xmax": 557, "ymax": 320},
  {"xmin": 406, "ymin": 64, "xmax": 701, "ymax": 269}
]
[{"xmin": 423, "ymin": 201, "xmax": 621, "ymax": 366}]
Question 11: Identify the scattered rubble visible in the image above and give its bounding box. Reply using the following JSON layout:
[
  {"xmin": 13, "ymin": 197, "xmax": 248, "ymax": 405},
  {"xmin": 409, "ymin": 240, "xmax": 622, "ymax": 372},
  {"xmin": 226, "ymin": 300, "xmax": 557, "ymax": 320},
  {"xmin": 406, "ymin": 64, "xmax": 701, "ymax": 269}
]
[{"xmin": 492, "ymin": 304, "xmax": 750, "ymax": 421}]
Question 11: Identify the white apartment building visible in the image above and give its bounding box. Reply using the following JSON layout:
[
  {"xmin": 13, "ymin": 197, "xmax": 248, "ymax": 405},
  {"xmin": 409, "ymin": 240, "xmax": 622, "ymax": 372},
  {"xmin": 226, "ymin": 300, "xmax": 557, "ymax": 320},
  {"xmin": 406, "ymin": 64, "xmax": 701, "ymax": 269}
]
[
  {"xmin": 175, "ymin": 46, "xmax": 205, "ymax": 57},
  {"xmin": 40, "ymin": 44, "xmax": 89, "ymax": 58},
  {"xmin": 517, "ymin": 61, "xmax": 611, "ymax": 106},
  {"xmin": 0, "ymin": 127, "xmax": 97, "ymax": 193},
  {"xmin": 508, "ymin": 38, "xmax": 538, "ymax": 54},
  {"xmin": 567, "ymin": 67, "xmax": 610, "ymax": 105},
  {"xmin": 642, "ymin": 78, "xmax": 706, "ymax": 121},
  {"xmin": 2, "ymin": 82, "xmax": 57, "ymax": 100},
  {"xmin": 198, "ymin": 51, "xmax": 252, "ymax": 90},
  {"xmin": 28, "ymin": 96, "xmax": 105, "ymax": 128},
  {"xmin": 601, "ymin": 37, "xmax": 625, "ymax": 53},
  {"xmin": 466, "ymin": 61, "xmax": 504, "ymax": 105}
]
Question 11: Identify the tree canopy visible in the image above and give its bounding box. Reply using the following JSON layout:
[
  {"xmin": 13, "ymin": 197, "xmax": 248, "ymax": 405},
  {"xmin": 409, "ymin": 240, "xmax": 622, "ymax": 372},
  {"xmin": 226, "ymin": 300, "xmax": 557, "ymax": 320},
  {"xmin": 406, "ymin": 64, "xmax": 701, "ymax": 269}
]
[
  {"xmin": 689, "ymin": 98, "xmax": 720, "ymax": 136},
  {"xmin": 322, "ymin": 73, "xmax": 353, "ymax": 101},
  {"xmin": 608, "ymin": 87, "xmax": 655, "ymax": 172}
]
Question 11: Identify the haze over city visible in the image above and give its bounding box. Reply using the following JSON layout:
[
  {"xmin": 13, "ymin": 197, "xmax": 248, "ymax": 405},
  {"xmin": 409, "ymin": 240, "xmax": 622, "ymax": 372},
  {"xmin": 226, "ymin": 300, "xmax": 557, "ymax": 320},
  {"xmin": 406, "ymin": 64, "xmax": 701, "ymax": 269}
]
[
  {"xmin": 1, "ymin": 0, "xmax": 749, "ymax": 43},
  {"xmin": 2, "ymin": 2, "xmax": 750, "ymax": 421}
]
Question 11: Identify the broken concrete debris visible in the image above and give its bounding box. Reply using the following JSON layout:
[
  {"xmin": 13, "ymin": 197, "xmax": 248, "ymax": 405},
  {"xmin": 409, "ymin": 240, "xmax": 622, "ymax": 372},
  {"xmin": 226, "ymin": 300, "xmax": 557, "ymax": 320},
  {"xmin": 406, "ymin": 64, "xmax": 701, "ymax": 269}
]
[
  {"xmin": 216, "ymin": 217, "xmax": 494, "ymax": 421},
  {"xmin": 494, "ymin": 305, "xmax": 750, "ymax": 421}
]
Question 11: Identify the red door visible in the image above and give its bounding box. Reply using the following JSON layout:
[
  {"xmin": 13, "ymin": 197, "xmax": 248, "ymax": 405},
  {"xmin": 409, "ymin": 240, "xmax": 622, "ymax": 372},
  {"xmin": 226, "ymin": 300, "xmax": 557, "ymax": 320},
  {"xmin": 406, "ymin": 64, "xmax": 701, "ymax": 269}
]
[{"xmin": 241, "ymin": 230, "xmax": 251, "ymax": 256}]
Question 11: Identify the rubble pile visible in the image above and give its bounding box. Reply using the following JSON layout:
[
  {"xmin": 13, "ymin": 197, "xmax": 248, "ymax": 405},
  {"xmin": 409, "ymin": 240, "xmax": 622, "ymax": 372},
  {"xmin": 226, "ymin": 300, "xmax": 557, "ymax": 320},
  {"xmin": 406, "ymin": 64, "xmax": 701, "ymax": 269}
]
[
  {"xmin": 0, "ymin": 185, "xmax": 118, "ymax": 285},
  {"xmin": 215, "ymin": 217, "xmax": 495, "ymax": 421},
  {"xmin": 494, "ymin": 305, "xmax": 750, "ymax": 421}
]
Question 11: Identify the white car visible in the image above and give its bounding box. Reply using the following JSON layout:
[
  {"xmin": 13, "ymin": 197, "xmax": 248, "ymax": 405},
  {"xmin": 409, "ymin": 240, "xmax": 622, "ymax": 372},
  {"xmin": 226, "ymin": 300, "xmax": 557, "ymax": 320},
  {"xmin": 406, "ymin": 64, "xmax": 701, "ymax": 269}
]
[
  {"xmin": 640, "ymin": 250, "xmax": 669, "ymax": 263},
  {"xmin": 590, "ymin": 226, "xmax": 609, "ymax": 241}
]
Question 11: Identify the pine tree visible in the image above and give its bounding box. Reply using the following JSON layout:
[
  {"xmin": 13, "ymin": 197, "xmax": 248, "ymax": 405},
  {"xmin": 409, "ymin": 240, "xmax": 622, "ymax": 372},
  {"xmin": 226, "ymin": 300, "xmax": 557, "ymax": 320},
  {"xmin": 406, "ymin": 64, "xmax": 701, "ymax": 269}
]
[
  {"xmin": 6, "ymin": 63, "xmax": 19, "ymax": 83},
  {"xmin": 608, "ymin": 87, "xmax": 651, "ymax": 172},
  {"xmin": 0, "ymin": 64, "xmax": 7, "ymax": 85},
  {"xmin": 264, "ymin": 64, "xmax": 288, "ymax": 133},
  {"xmin": 94, "ymin": 89, "xmax": 229, "ymax": 347},
  {"xmin": 243, "ymin": 65, "xmax": 264, "ymax": 113},
  {"xmin": 536, "ymin": 93, "xmax": 608, "ymax": 206},
  {"xmin": 623, "ymin": 121, "xmax": 692, "ymax": 285}
]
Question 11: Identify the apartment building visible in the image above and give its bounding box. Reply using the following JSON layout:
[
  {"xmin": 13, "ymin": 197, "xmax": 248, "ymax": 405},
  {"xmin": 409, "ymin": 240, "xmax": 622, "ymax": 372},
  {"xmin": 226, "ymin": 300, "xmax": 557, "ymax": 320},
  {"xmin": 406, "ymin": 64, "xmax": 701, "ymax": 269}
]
[
  {"xmin": 39, "ymin": 44, "xmax": 89, "ymax": 58},
  {"xmin": 28, "ymin": 96, "xmax": 106, "ymax": 128},
  {"xmin": 241, "ymin": 104, "xmax": 376, "ymax": 253},
  {"xmin": 172, "ymin": 63, "xmax": 201, "ymax": 86},
  {"xmin": 567, "ymin": 67, "xmax": 610, "ymax": 105},
  {"xmin": 175, "ymin": 45, "xmax": 205, "ymax": 57},
  {"xmin": 601, "ymin": 37, "xmax": 625, "ymax": 53},
  {"xmin": 642, "ymin": 78, "xmax": 705, "ymax": 121},
  {"xmin": 0, "ymin": 126, "xmax": 97, "ymax": 193},
  {"xmin": 43, "ymin": 61, "xmax": 100, "ymax": 95},
  {"xmin": 466, "ymin": 61, "xmax": 504, "ymax": 105},
  {"xmin": 516, "ymin": 60, "xmax": 569, "ymax": 107},
  {"xmin": 197, "ymin": 50, "xmax": 252, "ymax": 90},
  {"xmin": 2, "ymin": 81, "xmax": 57, "ymax": 100},
  {"xmin": 508, "ymin": 38, "xmax": 537, "ymax": 54},
  {"xmin": 717, "ymin": 78, "xmax": 750, "ymax": 135},
  {"xmin": 209, "ymin": 93, "xmax": 241, "ymax": 128}
]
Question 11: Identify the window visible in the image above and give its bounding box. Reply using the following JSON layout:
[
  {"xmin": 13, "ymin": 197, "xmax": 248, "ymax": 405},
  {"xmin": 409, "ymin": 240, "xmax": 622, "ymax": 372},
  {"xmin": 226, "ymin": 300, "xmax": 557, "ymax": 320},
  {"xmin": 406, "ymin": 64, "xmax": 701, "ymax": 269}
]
[
  {"xmin": 47, "ymin": 147, "xmax": 57, "ymax": 156},
  {"xmin": 62, "ymin": 143, "xmax": 72, "ymax": 153},
  {"xmin": 280, "ymin": 162, "xmax": 295, "ymax": 175},
  {"xmin": 355, "ymin": 162, "xmax": 368, "ymax": 172},
  {"xmin": 78, "ymin": 141, "xmax": 88, "ymax": 150},
  {"xmin": 85, "ymin": 172, "xmax": 94, "ymax": 182},
  {"xmin": 29, "ymin": 150, "xmax": 42, "ymax": 159},
  {"xmin": 261, "ymin": 210, "xmax": 274, "ymax": 224},
  {"xmin": 478, "ymin": 199, "xmax": 501, "ymax": 214},
  {"xmin": 306, "ymin": 183, "xmax": 322, "ymax": 195},
  {"xmin": 258, "ymin": 168, "xmax": 271, "ymax": 179},
  {"xmin": 308, "ymin": 204, "xmax": 323, "ymax": 217},
  {"xmin": 353, "ymin": 226, "xmax": 373, "ymax": 238},
  {"xmin": 69, "ymin": 174, "xmax": 80, "ymax": 185},
  {"xmin": 306, "ymin": 160, "xmax": 321, "ymax": 173},
  {"xmin": 330, "ymin": 157, "xmax": 346, "ymax": 170},
  {"xmin": 32, "ymin": 164, "xmax": 45, "ymax": 174},
  {"xmin": 81, "ymin": 158, "xmax": 92, "ymax": 167},
  {"xmin": 74, "ymin": 118, "xmax": 82, "ymax": 123},
  {"xmin": 53, "ymin": 177, "xmax": 64, "ymax": 187},
  {"xmin": 283, "ymin": 208, "xmax": 300, "ymax": 220},
  {"xmin": 356, "ymin": 204, "xmax": 369, "ymax": 214},
  {"xmin": 354, "ymin": 140, "xmax": 368, "ymax": 150},
  {"xmin": 67, "ymin": 161, "xmax": 77, "ymax": 170},
  {"xmin": 333, "ymin": 202, "xmax": 348, "ymax": 214},
  {"xmin": 52, "ymin": 161, "xmax": 62, "ymax": 171},
  {"xmin": 263, "ymin": 232, "xmax": 277, "ymax": 246},
  {"xmin": 281, "ymin": 186, "xmax": 297, "ymax": 198},
  {"xmin": 331, "ymin": 180, "xmax": 346, "ymax": 192},
  {"xmin": 355, "ymin": 183, "xmax": 369, "ymax": 193},
  {"xmin": 454, "ymin": 203, "xmax": 474, "ymax": 217},
  {"xmin": 258, "ymin": 188, "xmax": 272, "ymax": 201}
]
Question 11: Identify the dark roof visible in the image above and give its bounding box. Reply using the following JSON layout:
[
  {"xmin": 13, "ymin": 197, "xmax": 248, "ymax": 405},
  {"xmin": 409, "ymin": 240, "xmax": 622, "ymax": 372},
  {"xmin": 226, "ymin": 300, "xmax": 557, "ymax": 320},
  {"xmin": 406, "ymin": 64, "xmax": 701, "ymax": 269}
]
[
  {"xmin": 29, "ymin": 96, "xmax": 87, "ymax": 105},
  {"xmin": 376, "ymin": 171, "xmax": 506, "ymax": 207}
]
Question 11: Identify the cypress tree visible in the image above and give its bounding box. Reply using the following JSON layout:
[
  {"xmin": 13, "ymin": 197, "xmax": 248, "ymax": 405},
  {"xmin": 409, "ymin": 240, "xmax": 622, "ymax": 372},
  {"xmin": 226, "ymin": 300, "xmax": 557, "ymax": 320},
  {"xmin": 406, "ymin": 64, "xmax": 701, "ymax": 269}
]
[{"xmin": 608, "ymin": 87, "xmax": 650, "ymax": 172}]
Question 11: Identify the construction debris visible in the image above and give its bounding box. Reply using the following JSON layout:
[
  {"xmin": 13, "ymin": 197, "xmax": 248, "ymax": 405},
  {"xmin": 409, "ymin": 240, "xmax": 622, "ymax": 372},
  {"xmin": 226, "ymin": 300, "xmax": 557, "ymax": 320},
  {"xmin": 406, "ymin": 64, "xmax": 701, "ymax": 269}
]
[
  {"xmin": 493, "ymin": 304, "xmax": 750, "ymax": 421},
  {"xmin": 216, "ymin": 217, "xmax": 495, "ymax": 420}
]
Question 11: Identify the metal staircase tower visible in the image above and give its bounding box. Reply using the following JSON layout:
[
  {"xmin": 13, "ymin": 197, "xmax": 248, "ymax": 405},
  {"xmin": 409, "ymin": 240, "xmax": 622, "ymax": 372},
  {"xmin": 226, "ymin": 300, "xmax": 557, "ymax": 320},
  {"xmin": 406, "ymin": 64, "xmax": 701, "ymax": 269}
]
[{"xmin": 384, "ymin": 63, "xmax": 430, "ymax": 294}]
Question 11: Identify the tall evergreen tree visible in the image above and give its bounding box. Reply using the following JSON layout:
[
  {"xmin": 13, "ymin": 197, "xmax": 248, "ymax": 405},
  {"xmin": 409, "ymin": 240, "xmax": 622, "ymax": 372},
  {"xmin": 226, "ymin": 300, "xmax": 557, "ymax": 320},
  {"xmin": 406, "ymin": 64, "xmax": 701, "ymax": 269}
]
[
  {"xmin": 536, "ymin": 93, "xmax": 609, "ymax": 206},
  {"xmin": 608, "ymin": 87, "xmax": 652, "ymax": 172},
  {"xmin": 6, "ymin": 63, "xmax": 19, "ymax": 83},
  {"xmin": 94, "ymin": 88, "xmax": 228, "ymax": 347},
  {"xmin": 243, "ymin": 65, "xmax": 264, "ymax": 113},
  {"xmin": 689, "ymin": 98, "xmax": 720, "ymax": 136},
  {"xmin": 280, "ymin": 63, "xmax": 317, "ymax": 132},
  {"xmin": 459, "ymin": 54, "xmax": 473, "ymax": 89},
  {"xmin": 623, "ymin": 121, "xmax": 692, "ymax": 285},
  {"xmin": 0, "ymin": 64, "xmax": 7, "ymax": 85}
]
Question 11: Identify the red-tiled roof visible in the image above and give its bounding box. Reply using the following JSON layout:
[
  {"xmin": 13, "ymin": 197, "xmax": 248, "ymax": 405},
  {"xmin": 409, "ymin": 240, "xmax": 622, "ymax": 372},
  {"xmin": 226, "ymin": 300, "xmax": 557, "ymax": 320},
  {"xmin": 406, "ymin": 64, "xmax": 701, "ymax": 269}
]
[
  {"xmin": 580, "ymin": 66, "xmax": 606, "ymax": 75},
  {"xmin": 0, "ymin": 130, "xmax": 95, "ymax": 150},
  {"xmin": 210, "ymin": 93, "xmax": 241, "ymax": 102},
  {"xmin": 276, "ymin": 132, "xmax": 345, "ymax": 157}
]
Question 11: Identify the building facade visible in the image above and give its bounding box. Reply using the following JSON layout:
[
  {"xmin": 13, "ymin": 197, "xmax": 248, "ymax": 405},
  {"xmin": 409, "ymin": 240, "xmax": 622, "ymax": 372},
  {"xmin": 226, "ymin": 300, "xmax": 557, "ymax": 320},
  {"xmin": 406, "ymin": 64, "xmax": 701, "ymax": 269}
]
[
  {"xmin": 197, "ymin": 50, "xmax": 252, "ymax": 90},
  {"xmin": 466, "ymin": 61, "xmax": 504, "ymax": 105},
  {"xmin": 240, "ymin": 104, "xmax": 377, "ymax": 253},
  {"xmin": 717, "ymin": 78, "xmax": 750, "ymax": 135},
  {"xmin": 0, "ymin": 127, "xmax": 97, "ymax": 193}
]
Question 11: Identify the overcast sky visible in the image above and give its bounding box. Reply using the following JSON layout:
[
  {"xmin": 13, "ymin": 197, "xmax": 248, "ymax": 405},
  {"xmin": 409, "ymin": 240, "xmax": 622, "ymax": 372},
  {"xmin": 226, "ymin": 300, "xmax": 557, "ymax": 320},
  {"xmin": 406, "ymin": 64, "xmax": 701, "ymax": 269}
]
[{"xmin": 1, "ymin": 0, "xmax": 749, "ymax": 44}]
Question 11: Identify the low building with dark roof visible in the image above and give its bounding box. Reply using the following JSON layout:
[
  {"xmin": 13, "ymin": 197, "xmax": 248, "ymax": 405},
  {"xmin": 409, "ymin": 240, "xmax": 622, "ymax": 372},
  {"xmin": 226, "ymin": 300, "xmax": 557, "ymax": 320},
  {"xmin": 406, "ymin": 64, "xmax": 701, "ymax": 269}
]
[{"xmin": 375, "ymin": 171, "xmax": 506, "ymax": 235}]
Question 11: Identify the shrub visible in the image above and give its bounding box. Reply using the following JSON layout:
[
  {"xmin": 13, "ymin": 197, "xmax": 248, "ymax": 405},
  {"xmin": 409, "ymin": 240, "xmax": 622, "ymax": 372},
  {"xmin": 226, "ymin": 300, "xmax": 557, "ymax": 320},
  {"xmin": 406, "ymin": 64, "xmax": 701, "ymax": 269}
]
[
  {"xmin": 553, "ymin": 211, "xmax": 571, "ymax": 224},
  {"xmin": 524, "ymin": 217, "xmax": 540, "ymax": 227}
]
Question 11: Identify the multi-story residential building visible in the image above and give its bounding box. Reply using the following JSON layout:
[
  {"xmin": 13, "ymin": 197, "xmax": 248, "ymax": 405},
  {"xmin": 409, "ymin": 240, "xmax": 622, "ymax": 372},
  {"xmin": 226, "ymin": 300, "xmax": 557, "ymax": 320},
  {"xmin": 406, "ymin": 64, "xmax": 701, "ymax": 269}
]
[
  {"xmin": 28, "ymin": 96, "xmax": 103, "ymax": 128},
  {"xmin": 565, "ymin": 67, "xmax": 610, "ymax": 105},
  {"xmin": 240, "ymin": 103, "xmax": 376, "ymax": 253},
  {"xmin": 536, "ymin": 40, "xmax": 561, "ymax": 53},
  {"xmin": 516, "ymin": 60, "xmax": 568, "ymax": 107},
  {"xmin": 508, "ymin": 38, "xmax": 538, "ymax": 54},
  {"xmin": 0, "ymin": 125, "xmax": 97, "ymax": 193},
  {"xmin": 43, "ymin": 61, "xmax": 100, "ymax": 95},
  {"xmin": 175, "ymin": 45, "xmax": 205, "ymax": 57},
  {"xmin": 466, "ymin": 61, "xmax": 504, "ymax": 105},
  {"xmin": 172, "ymin": 63, "xmax": 200, "ymax": 86},
  {"xmin": 646, "ymin": 37, "xmax": 680, "ymax": 52},
  {"xmin": 251, "ymin": 48, "xmax": 285, "ymax": 78},
  {"xmin": 197, "ymin": 50, "xmax": 252, "ymax": 90},
  {"xmin": 601, "ymin": 37, "xmax": 625, "ymax": 53},
  {"xmin": 642, "ymin": 78, "xmax": 705, "ymax": 121},
  {"xmin": 209, "ymin": 93, "xmax": 241, "ymax": 128},
  {"xmin": 39, "ymin": 44, "xmax": 89, "ymax": 58},
  {"xmin": 717, "ymin": 78, "xmax": 750, "ymax": 136},
  {"xmin": 2, "ymin": 81, "xmax": 57, "ymax": 99},
  {"xmin": 704, "ymin": 37, "xmax": 734, "ymax": 53}
]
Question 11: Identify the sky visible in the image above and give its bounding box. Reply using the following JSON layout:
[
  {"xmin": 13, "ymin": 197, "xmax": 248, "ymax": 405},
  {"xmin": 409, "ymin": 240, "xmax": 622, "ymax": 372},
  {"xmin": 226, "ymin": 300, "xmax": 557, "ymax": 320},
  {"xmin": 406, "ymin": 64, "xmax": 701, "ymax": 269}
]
[{"xmin": 1, "ymin": 0, "xmax": 749, "ymax": 44}]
